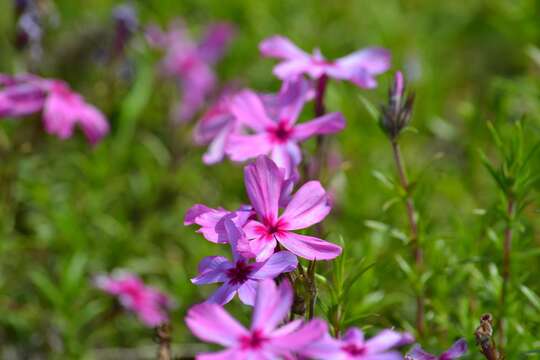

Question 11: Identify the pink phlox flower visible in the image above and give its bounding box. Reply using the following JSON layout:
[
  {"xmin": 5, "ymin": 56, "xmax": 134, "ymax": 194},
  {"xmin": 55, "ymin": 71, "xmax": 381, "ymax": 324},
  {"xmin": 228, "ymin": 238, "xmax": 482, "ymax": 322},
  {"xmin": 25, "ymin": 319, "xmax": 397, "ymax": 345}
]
[
  {"xmin": 95, "ymin": 271, "xmax": 174, "ymax": 327},
  {"xmin": 301, "ymin": 327, "xmax": 414, "ymax": 360},
  {"xmin": 186, "ymin": 278, "xmax": 327, "ymax": 360},
  {"xmin": 192, "ymin": 216, "xmax": 297, "ymax": 305},
  {"xmin": 146, "ymin": 19, "xmax": 234, "ymax": 122},
  {"xmin": 405, "ymin": 339, "xmax": 468, "ymax": 360},
  {"xmin": 260, "ymin": 35, "xmax": 391, "ymax": 88},
  {"xmin": 240, "ymin": 156, "xmax": 342, "ymax": 261},
  {"xmin": 226, "ymin": 77, "xmax": 345, "ymax": 178},
  {"xmin": 0, "ymin": 74, "xmax": 109, "ymax": 144}
]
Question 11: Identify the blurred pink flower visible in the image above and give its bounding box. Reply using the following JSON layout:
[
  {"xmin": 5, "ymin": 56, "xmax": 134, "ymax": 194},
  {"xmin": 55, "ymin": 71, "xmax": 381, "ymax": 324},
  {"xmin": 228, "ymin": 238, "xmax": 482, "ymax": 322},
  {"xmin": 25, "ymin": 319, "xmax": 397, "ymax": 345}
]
[
  {"xmin": 147, "ymin": 20, "xmax": 234, "ymax": 122},
  {"xmin": 192, "ymin": 216, "xmax": 297, "ymax": 305},
  {"xmin": 240, "ymin": 156, "xmax": 342, "ymax": 261},
  {"xmin": 301, "ymin": 327, "xmax": 414, "ymax": 360},
  {"xmin": 226, "ymin": 78, "xmax": 345, "ymax": 178},
  {"xmin": 186, "ymin": 279, "xmax": 327, "ymax": 359},
  {"xmin": 260, "ymin": 35, "xmax": 391, "ymax": 88},
  {"xmin": 95, "ymin": 272, "xmax": 174, "ymax": 328},
  {"xmin": 405, "ymin": 339, "xmax": 468, "ymax": 360},
  {"xmin": 0, "ymin": 74, "xmax": 109, "ymax": 144}
]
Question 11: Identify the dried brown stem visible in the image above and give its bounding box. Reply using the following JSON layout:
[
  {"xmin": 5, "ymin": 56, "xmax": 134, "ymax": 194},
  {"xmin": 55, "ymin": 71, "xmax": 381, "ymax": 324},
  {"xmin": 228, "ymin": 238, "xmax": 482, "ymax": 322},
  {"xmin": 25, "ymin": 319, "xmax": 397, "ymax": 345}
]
[{"xmin": 156, "ymin": 323, "xmax": 172, "ymax": 360}]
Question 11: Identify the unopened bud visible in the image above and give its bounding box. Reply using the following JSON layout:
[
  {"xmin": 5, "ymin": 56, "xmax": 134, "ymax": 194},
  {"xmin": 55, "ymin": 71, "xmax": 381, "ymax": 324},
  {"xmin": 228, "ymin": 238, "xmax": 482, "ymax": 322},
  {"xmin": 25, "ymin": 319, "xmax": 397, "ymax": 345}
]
[{"xmin": 380, "ymin": 71, "xmax": 415, "ymax": 141}]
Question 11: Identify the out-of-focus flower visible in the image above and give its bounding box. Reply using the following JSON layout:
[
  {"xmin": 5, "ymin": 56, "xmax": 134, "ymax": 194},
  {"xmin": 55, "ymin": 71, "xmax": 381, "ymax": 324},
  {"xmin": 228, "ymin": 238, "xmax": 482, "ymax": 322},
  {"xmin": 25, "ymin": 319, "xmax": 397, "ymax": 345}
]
[
  {"xmin": 226, "ymin": 78, "xmax": 345, "ymax": 177},
  {"xmin": 260, "ymin": 35, "xmax": 390, "ymax": 88},
  {"xmin": 147, "ymin": 19, "xmax": 234, "ymax": 122},
  {"xmin": 380, "ymin": 71, "xmax": 415, "ymax": 141},
  {"xmin": 192, "ymin": 216, "xmax": 297, "ymax": 305},
  {"xmin": 0, "ymin": 74, "xmax": 109, "ymax": 144},
  {"xmin": 186, "ymin": 279, "xmax": 327, "ymax": 359},
  {"xmin": 240, "ymin": 156, "xmax": 342, "ymax": 261},
  {"xmin": 13, "ymin": 0, "xmax": 43, "ymax": 59},
  {"xmin": 405, "ymin": 339, "xmax": 468, "ymax": 360},
  {"xmin": 302, "ymin": 327, "xmax": 414, "ymax": 360},
  {"xmin": 95, "ymin": 272, "xmax": 174, "ymax": 327},
  {"xmin": 111, "ymin": 3, "xmax": 138, "ymax": 60}
]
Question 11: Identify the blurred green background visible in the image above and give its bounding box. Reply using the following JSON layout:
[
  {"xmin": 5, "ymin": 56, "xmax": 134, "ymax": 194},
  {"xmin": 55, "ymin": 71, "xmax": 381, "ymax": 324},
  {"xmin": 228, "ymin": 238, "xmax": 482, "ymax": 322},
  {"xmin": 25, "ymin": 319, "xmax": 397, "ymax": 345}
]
[{"xmin": 0, "ymin": 0, "xmax": 539, "ymax": 358}]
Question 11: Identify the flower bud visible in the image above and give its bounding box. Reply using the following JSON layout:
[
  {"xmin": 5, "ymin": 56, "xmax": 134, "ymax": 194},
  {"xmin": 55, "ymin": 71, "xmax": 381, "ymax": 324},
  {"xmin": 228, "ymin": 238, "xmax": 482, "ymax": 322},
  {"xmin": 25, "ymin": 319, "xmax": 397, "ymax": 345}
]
[{"xmin": 380, "ymin": 71, "xmax": 415, "ymax": 141}]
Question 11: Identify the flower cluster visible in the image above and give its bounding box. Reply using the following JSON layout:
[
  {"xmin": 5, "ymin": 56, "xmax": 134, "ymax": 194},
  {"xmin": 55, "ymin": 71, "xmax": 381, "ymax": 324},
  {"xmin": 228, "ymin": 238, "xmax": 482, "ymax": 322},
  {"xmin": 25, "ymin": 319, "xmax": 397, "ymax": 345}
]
[
  {"xmin": 192, "ymin": 35, "xmax": 392, "ymax": 175},
  {"xmin": 186, "ymin": 278, "xmax": 413, "ymax": 359},
  {"xmin": 0, "ymin": 74, "xmax": 109, "ymax": 144}
]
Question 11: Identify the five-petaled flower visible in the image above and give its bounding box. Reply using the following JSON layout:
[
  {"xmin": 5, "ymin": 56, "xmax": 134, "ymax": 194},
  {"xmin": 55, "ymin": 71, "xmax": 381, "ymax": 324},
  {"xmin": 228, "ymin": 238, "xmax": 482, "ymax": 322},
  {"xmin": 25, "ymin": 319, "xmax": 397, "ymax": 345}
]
[
  {"xmin": 240, "ymin": 155, "xmax": 342, "ymax": 261},
  {"xmin": 185, "ymin": 278, "xmax": 327, "ymax": 359},
  {"xmin": 0, "ymin": 74, "xmax": 109, "ymax": 144},
  {"xmin": 227, "ymin": 78, "xmax": 345, "ymax": 178},
  {"xmin": 95, "ymin": 272, "xmax": 174, "ymax": 327},
  {"xmin": 260, "ymin": 35, "xmax": 391, "ymax": 88},
  {"xmin": 192, "ymin": 216, "xmax": 297, "ymax": 305},
  {"xmin": 302, "ymin": 327, "xmax": 414, "ymax": 360},
  {"xmin": 405, "ymin": 339, "xmax": 468, "ymax": 360}
]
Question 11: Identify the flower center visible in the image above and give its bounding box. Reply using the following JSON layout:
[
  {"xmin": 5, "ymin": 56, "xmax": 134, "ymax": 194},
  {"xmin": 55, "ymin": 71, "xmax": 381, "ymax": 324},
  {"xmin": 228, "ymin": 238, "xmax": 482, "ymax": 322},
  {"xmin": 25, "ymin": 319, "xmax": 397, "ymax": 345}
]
[
  {"xmin": 342, "ymin": 344, "xmax": 366, "ymax": 356},
  {"xmin": 226, "ymin": 261, "xmax": 254, "ymax": 285},
  {"xmin": 268, "ymin": 120, "xmax": 293, "ymax": 143},
  {"xmin": 239, "ymin": 330, "xmax": 268, "ymax": 350}
]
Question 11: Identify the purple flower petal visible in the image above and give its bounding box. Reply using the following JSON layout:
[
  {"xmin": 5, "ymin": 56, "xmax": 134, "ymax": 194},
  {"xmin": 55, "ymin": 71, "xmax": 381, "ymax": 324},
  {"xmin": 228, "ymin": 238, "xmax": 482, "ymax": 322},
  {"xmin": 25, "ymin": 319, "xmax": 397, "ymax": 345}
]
[
  {"xmin": 230, "ymin": 90, "xmax": 275, "ymax": 131},
  {"xmin": 244, "ymin": 156, "xmax": 283, "ymax": 224},
  {"xmin": 207, "ymin": 282, "xmax": 240, "ymax": 305},
  {"xmin": 185, "ymin": 303, "xmax": 248, "ymax": 346},
  {"xmin": 292, "ymin": 112, "xmax": 346, "ymax": 141},
  {"xmin": 280, "ymin": 180, "xmax": 331, "ymax": 230},
  {"xmin": 270, "ymin": 318, "xmax": 328, "ymax": 353},
  {"xmin": 192, "ymin": 256, "xmax": 231, "ymax": 285},
  {"xmin": 237, "ymin": 279, "xmax": 258, "ymax": 306},
  {"xmin": 440, "ymin": 339, "xmax": 468, "ymax": 359},
  {"xmin": 276, "ymin": 232, "xmax": 342, "ymax": 261},
  {"xmin": 251, "ymin": 251, "xmax": 297, "ymax": 279},
  {"xmin": 259, "ymin": 35, "xmax": 309, "ymax": 61},
  {"xmin": 365, "ymin": 329, "xmax": 414, "ymax": 354},
  {"xmin": 226, "ymin": 133, "xmax": 273, "ymax": 162},
  {"xmin": 251, "ymin": 280, "xmax": 293, "ymax": 333},
  {"xmin": 406, "ymin": 344, "xmax": 437, "ymax": 360}
]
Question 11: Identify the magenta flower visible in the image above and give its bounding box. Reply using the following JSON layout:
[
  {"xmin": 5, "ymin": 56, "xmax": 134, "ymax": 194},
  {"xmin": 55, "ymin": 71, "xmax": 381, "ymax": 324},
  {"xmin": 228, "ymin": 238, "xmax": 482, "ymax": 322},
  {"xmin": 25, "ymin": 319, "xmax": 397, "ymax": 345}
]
[
  {"xmin": 260, "ymin": 35, "xmax": 390, "ymax": 88},
  {"xmin": 226, "ymin": 78, "xmax": 345, "ymax": 177},
  {"xmin": 240, "ymin": 156, "xmax": 342, "ymax": 261},
  {"xmin": 0, "ymin": 74, "xmax": 109, "ymax": 144},
  {"xmin": 302, "ymin": 327, "xmax": 414, "ymax": 360},
  {"xmin": 405, "ymin": 339, "xmax": 468, "ymax": 360},
  {"xmin": 147, "ymin": 20, "xmax": 234, "ymax": 122},
  {"xmin": 192, "ymin": 216, "xmax": 297, "ymax": 305},
  {"xmin": 95, "ymin": 272, "xmax": 174, "ymax": 327},
  {"xmin": 186, "ymin": 279, "xmax": 327, "ymax": 359}
]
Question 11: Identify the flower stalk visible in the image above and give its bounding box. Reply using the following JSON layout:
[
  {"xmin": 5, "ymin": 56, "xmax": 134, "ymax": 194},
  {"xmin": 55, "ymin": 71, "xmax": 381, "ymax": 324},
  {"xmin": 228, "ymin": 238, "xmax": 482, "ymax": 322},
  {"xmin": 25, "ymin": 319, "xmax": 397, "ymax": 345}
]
[
  {"xmin": 156, "ymin": 323, "xmax": 172, "ymax": 360},
  {"xmin": 380, "ymin": 72, "xmax": 424, "ymax": 337},
  {"xmin": 498, "ymin": 196, "xmax": 515, "ymax": 352}
]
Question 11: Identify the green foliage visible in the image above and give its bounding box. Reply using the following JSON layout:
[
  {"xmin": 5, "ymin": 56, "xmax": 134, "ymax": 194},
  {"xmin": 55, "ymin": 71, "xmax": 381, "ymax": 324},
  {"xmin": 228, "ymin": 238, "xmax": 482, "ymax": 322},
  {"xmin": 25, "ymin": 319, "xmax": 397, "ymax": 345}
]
[{"xmin": 0, "ymin": 0, "xmax": 539, "ymax": 358}]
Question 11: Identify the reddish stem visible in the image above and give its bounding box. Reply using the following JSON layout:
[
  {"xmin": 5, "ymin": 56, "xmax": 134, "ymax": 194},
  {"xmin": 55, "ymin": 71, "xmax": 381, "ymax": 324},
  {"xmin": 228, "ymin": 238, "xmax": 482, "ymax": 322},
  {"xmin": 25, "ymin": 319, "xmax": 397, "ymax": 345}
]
[
  {"xmin": 390, "ymin": 140, "xmax": 424, "ymax": 337},
  {"xmin": 498, "ymin": 197, "xmax": 515, "ymax": 354}
]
